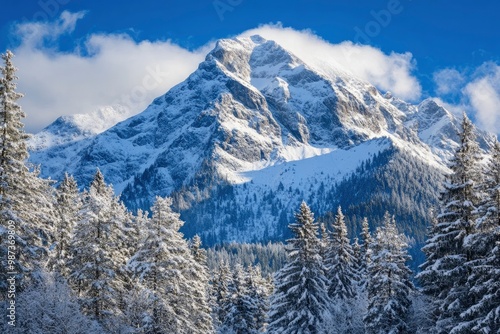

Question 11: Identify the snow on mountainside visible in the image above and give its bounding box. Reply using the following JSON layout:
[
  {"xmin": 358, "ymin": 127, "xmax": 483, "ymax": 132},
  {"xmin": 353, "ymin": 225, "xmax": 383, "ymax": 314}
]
[
  {"xmin": 29, "ymin": 35, "xmax": 492, "ymax": 249},
  {"xmin": 28, "ymin": 105, "xmax": 133, "ymax": 151}
]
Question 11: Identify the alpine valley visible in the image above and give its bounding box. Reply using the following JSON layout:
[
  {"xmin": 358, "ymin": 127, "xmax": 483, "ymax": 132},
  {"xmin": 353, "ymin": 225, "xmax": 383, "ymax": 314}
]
[{"xmin": 28, "ymin": 35, "xmax": 493, "ymax": 263}]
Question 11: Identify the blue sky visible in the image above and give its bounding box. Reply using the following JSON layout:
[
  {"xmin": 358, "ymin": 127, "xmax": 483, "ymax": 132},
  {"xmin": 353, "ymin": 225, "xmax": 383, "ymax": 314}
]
[{"xmin": 1, "ymin": 0, "xmax": 499, "ymax": 133}]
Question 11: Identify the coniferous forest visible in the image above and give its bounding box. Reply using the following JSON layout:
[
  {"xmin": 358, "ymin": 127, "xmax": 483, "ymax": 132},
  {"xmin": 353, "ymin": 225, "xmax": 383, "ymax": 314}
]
[{"xmin": 1, "ymin": 49, "xmax": 499, "ymax": 334}]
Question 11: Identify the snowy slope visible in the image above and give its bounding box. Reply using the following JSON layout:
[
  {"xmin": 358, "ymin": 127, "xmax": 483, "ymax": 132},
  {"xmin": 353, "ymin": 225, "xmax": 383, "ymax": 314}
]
[
  {"xmin": 28, "ymin": 105, "xmax": 133, "ymax": 151},
  {"xmin": 28, "ymin": 35, "xmax": 492, "ymax": 245}
]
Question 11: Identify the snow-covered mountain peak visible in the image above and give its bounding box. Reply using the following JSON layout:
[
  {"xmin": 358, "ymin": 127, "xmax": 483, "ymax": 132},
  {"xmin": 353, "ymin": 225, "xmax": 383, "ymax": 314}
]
[
  {"xmin": 30, "ymin": 35, "xmax": 453, "ymax": 186},
  {"xmin": 28, "ymin": 35, "xmax": 494, "ymax": 246},
  {"xmin": 400, "ymin": 98, "xmax": 460, "ymax": 160},
  {"xmin": 417, "ymin": 99, "xmax": 452, "ymax": 123},
  {"xmin": 28, "ymin": 105, "xmax": 133, "ymax": 151}
]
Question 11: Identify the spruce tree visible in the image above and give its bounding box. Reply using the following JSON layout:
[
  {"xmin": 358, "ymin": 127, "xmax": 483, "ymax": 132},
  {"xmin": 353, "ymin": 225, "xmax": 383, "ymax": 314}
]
[
  {"xmin": 323, "ymin": 207, "xmax": 359, "ymax": 333},
  {"xmin": 131, "ymin": 208, "xmax": 149, "ymax": 258},
  {"xmin": 417, "ymin": 114, "xmax": 483, "ymax": 333},
  {"xmin": 319, "ymin": 222, "xmax": 329, "ymax": 260},
  {"xmin": 364, "ymin": 212, "xmax": 414, "ymax": 334},
  {"xmin": 187, "ymin": 234, "xmax": 214, "ymax": 334},
  {"xmin": 326, "ymin": 206, "xmax": 358, "ymax": 300},
  {"xmin": 357, "ymin": 217, "xmax": 373, "ymax": 318},
  {"xmin": 67, "ymin": 169, "xmax": 130, "ymax": 330},
  {"xmin": 47, "ymin": 173, "xmax": 81, "ymax": 278},
  {"xmin": 128, "ymin": 196, "xmax": 213, "ymax": 334},
  {"xmin": 360, "ymin": 217, "xmax": 373, "ymax": 277},
  {"xmin": 121, "ymin": 282, "xmax": 155, "ymax": 333},
  {"xmin": 224, "ymin": 264, "xmax": 271, "ymax": 334},
  {"xmin": 455, "ymin": 139, "xmax": 500, "ymax": 333},
  {"xmin": 268, "ymin": 202, "xmax": 330, "ymax": 334},
  {"xmin": 0, "ymin": 50, "xmax": 54, "ymax": 296},
  {"xmin": 223, "ymin": 263, "xmax": 258, "ymax": 334},
  {"xmin": 7, "ymin": 271, "xmax": 103, "ymax": 334},
  {"xmin": 212, "ymin": 259, "xmax": 232, "ymax": 332},
  {"xmin": 191, "ymin": 234, "xmax": 207, "ymax": 264},
  {"xmin": 249, "ymin": 265, "xmax": 270, "ymax": 333},
  {"xmin": 352, "ymin": 237, "xmax": 361, "ymax": 274},
  {"xmin": 416, "ymin": 213, "xmax": 440, "ymax": 326}
]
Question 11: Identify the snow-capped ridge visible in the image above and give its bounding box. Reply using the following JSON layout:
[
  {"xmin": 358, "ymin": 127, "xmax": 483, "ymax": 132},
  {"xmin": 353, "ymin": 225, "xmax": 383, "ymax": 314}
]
[
  {"xmin": 29, "ymin": 105, "xmax": 134, "ymax": 151},
  {"xmin": 27, "ymin": 34, "xmax": 495, "ymax": 247}
]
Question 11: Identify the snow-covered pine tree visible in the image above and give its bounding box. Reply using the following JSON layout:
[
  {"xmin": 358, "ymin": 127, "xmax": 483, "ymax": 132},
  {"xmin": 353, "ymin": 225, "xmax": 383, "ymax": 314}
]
[
  {"xmin": 455, "ymin": 139, "xmax": 500, "ymax": 333},
  {"xmin": 326, "ymin": 206, "xmax": 358, "ymax": 300},
  {"xmin": 191, "ymin": 234, "xmax": 207, "ymax": 264},
  {"xmin": 415, "ymin": 212, "xmax": 440, "ymax": 332},
  {"xmin": 47, "ymin": 173, "xmax": 81, "ymax": 278},
  {"xmin": 351, "ymin": 218, "xmax": 373, "ymax": 332},
  {"xmin": 187, "ymin": 234, "xmax": 214, "ymax": 334},
  {"xmin": 352, "ymin": 238, "xmax": 362, "ymax": 278},
  {"xmin": 0, "ymin": 50, "xmax": 54, "ymax": 296},
  {"xmin": 323, "ymin": 206, "xmax": 359, "ymax": 333},
  {"xmin": 128, "ymin": 196, "xmax": 213, "ymax": 334},
  {"xmin": 487, "ymin": 138, "xmax": 500, "ymax": 218},
  {"xmin": 319, "ymin": 222, "xmax": 329, "ymax": 260},
  {"xmin": 364, "ymin": 212, "xmax": 414, "ymax": 334},
  {"xmin": 212, "ymin": 259, "xmax": 232, "ymax": 332},
  {"xmin": 360, "ymin": 217, "xmax": 373, "ymax": 277},
  {"xmin": 67, "ymin": 169, "xmax": 130, "ymax": 330},
  {"xmin": 127, "ymin": 196, "xmax": 176, "ymax": 333},
  {"xmin": 121, "ymin": 282, "xmax": 155, "ymax": 333},
  {"xmin": 5, "ymin": 271, "xmax": 103, "ymax": 334},
  {"xmin": 351, "ymin": 236, "xmax": 367, "ymax": 333},
  {"xmin": 417, "ymin": 113, "xmax": 483, "ymax": 333},
  {"xmin": 224, "ymin": 264, "xmax": 271, "ymax": 334},
  {"xmin": 249, "ymin": 265, "xmax": 270, "ymax": 333},
  {"xmin": 222, "ymin": 263, "xmax": 259, "ymax": 334},
  {"xmin": 130, "ymin": 208, "xmax": 149, "ymax": 259},
  {"xmin": 268, "ymin": 202, "xmax": 330, "ymax": 334},
  {"xmin": 356, "ymin": 217, "xmax": 373, "ymax": 322}
]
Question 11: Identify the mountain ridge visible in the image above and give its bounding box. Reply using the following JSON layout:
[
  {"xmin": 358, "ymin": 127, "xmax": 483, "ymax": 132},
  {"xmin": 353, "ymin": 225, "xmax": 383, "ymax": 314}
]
[{"xmin": 28, "ymin": 35, "xmax": 493, "ymax": 250}]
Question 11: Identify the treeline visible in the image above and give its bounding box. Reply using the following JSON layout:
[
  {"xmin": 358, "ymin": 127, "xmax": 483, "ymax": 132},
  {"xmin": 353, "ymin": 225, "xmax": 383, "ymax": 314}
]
[
  {"xmin": 207, "ymin": 242, "xmax": 287, "ymax": 276},
  {"xmin": 177, "ymin": 138, "xmax": 443, "ymax": 271}
]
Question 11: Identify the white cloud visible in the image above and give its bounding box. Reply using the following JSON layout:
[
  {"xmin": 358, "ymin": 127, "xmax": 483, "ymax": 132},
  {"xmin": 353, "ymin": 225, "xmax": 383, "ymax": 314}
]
[
  {"xmin": 464, "ymin": 63, "xmax": 500, "ymax": 133},
  {"xmin": 240, "ymin": 24, "xmax": 422, "ymax": 101},
  {"xmin": 8, "ymin": 16, "xmax": 423, "ymax": 133},
  {"xmin": 10, "ymin": 11, "xmax": 210, "ymax": 132},
  {"xmin": 433, "ymin": 68, "xmax": 464, "ymax": 96},
  {"xmin": 13, "ymin": 11, "xmax": 86, "ymax": 49}
]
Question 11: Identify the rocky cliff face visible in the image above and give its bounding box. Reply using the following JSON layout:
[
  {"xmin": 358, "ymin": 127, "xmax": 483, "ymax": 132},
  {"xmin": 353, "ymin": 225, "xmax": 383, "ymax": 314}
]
[{"xmin": 29, "ymin": 35, "xmax": 492, "ymax": 250}]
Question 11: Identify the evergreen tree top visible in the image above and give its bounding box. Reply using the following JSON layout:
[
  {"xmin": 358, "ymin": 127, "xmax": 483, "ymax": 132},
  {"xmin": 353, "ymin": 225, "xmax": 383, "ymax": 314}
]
[
  {"xmin": 294, "ymin": 201, "xmax": 314, "ymax": 224},
  {"xmin": 90, "ymin": 169, "xmax": 107, "ymax": 193},
  {"xmin": 332, "ymin": 206, "xmax": 348, "ymax": 239},
  {"xmin": 1, "ymin": 50, "xmax": 22, "ymax": 91}
]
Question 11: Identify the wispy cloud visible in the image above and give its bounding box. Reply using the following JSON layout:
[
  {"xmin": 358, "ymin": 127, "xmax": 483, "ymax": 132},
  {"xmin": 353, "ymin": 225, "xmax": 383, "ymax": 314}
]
[
  {"xmin": 432, "ymin": 62, "xmax": 500, "ymax": 134},
  {"xmin": 433, "ymin": 68, "xmax": 465, "ymax": 96},
  {"xmin": 240, "ymin": 24, "xmax": 422, "ymax": 101},
  {"xmin": 13, "ymin": 11, "xmax": 86, "ymax": 50},
  {"xmin": 464, "ymin": 63, "xmax": 500, "ymax": 133},
  {"xmin": 10, "ymin": 11, "xmax": 209, "ymax": 132}
]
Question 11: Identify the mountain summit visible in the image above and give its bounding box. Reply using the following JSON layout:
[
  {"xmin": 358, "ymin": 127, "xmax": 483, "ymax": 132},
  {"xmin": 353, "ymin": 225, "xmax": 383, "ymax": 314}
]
[{"xmin": 29, "ymin": 35, "xmax": 491, "ymax": 249}]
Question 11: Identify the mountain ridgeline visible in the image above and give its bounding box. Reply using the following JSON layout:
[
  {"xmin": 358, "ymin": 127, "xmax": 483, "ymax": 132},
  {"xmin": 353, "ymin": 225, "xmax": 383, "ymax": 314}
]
[{"xmin": 29, "ymin": 35, "xmax": 493, "ymax": 256}]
